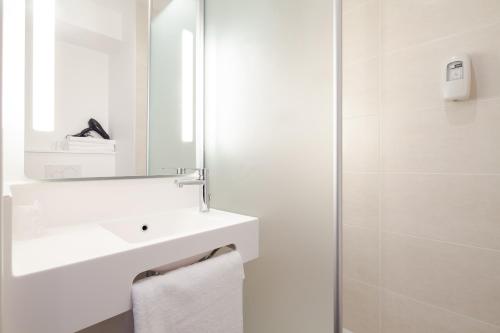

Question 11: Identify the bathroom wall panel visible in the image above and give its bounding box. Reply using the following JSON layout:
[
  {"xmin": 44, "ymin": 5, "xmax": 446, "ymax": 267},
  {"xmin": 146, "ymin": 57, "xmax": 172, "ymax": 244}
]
[
  {"xmin": 381, "ymin": 291, "xmax": 500, "ymax": 333},
  {"xmin": 382, "ymin": 173, "xmax": 500, "ymax": 250},
  {"xmin": 343, "ymin": 58, "xmax": 380, "ymax": 118},
  {"xmin": 381, "ymin": 232, "xmax": 500, "ymax": 326},
  {"xmin": 342, "ymin": 0, "xmax": 379, "ymax": 65},
  {"xmin": 343, "ymin": 115, "xmax": 380, "ymax": 173},
  {"xmin": 341, "ymin": 0, "xmax": 382, "ymax": 332},
  {"xmin": 343, "ymin": 278, "xmax": 380, "ymax": 333},
  {"xmin": 343, "ymin": 172, "xmax": 379, "ymax": 229},
  {"xmin": 381, "ymin": 98, "xmax": 500, "ymax": 174},
  {"xmin": 343, "ymin": 0, "xmax": 500, "ymax": 332},
  {"xmin": 343, "ymin": 225, "xmax": 379, "ymax": 285},
  {"xmin": 381, "ymin": 23, "xmax": 500, "ymax": 114},
  {"xmin": 381, "ymin": 0, "xmax": 500, "ymax": 53}
]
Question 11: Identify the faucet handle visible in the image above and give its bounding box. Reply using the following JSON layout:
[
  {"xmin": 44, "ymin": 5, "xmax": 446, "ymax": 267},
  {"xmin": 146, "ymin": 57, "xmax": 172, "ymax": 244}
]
[
  {"xmin": 175, "ymin": 167, "xmax": 198, "ymax": 175},
  {"xmin": 173, "ymin": 168, "xmax": 210, "ymax": 212},
  {"xmin": 197, "ymin": 168, "xmax": 208, "ymax": 180},
  {"xmin": 174, "ymin": 167, "xmax": 207, "ymax": 179}
]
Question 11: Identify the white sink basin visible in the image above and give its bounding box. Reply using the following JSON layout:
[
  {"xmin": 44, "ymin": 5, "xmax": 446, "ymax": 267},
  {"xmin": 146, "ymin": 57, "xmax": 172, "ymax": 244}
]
[
  {"xmin": 101, "ymin": 210, "xmax": 217, "ymax": 243},
  {"xmin": 6, "ymin": 208, "xmax": 259, "ymax": 333}
]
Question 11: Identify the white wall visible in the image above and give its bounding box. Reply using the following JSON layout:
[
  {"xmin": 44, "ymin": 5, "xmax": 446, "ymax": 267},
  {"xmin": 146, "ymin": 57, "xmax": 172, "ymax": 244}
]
[
  {"xmin": 108, "ymin": 0, "xmax": 138, "ymax": 177},
  {"xmin": 205, "ymin": 0, "xmax": 334, "ymax": 332},
  {"xmin": 25, "ymin": 41, "xmax": 109, "ymax": 152}
]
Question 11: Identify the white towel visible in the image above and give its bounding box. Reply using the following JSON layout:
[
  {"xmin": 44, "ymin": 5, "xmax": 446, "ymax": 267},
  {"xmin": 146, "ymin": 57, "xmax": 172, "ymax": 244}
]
[
  {"xmin": 66, "ymin": 136, "xmax": 116, "ymax": 145},
  {"xmin": 62, "ymin": 137, "xmax": 116, "ymax": 152},
  {"xmin": 132, "ymin": 251, "xmax": 245, "ymax": 333}
]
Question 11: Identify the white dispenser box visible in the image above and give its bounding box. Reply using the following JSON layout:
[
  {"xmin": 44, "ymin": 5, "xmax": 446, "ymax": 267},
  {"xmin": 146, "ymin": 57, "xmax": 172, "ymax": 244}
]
[{"xmin": 443, "ymin": 54, "xmax": 471, "ymax": 101}]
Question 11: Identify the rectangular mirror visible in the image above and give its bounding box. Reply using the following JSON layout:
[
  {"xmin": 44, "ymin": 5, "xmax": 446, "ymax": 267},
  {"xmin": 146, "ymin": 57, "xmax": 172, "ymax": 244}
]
[{"xmin": 23, "ymin": 0, "xmax": 204, "ymax": 179}]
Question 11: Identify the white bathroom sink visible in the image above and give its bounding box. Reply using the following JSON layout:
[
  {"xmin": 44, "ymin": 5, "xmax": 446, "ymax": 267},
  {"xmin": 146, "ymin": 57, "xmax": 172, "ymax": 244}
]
[
  {"xmin": 6, "ymin": 208, "xmax": 259, "ymax": 333},
  {"xmin": 101, "ymin": 210, "xmax": 219, "ymax": 243}
]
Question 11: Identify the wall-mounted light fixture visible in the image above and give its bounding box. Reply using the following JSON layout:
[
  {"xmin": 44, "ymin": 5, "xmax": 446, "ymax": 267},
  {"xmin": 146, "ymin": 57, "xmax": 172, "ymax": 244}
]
[
  {"xmin": 2, "ymin": 0, "xmax": 26, "ymax": 126},
  {"xmin": 32, "ymin": 0, "xmax": 55, "ymax": 132},
  {"xmin": 181, "ymin": 29, "xmax": 194, "ymax": 143}
]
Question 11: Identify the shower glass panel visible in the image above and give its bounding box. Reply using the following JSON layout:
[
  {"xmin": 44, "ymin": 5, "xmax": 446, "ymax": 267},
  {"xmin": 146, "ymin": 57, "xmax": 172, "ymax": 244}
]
[
  {"xmin": 342, "ymin": 1, "xmax": 500, "ymax": 332},
  {"xmin": 149, "ymin": 0, "xmax": 199, "ymax": 174}
]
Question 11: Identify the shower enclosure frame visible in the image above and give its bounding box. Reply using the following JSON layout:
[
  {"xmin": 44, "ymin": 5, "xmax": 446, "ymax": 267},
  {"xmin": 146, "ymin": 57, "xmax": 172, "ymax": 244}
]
[{"xmin": 333, "ymin": 0, "xmax": 342, "ymax": 332}]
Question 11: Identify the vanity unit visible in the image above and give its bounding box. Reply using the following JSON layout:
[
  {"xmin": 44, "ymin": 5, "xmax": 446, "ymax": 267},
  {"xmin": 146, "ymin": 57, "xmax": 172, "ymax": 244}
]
[
  {"xmin": 1, "ymin": 0, "xmax": 259, "ymax": 332},
  {"xmin": 3, "ymin": 194, "xmax": 258, "ymax": 332}
]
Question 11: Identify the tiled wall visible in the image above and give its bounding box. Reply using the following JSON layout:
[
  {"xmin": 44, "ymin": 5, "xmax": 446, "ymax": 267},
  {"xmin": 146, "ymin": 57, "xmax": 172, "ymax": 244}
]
[{"xmin": 343, "ymin": 0, "xmax": 500, "ymax": 332}]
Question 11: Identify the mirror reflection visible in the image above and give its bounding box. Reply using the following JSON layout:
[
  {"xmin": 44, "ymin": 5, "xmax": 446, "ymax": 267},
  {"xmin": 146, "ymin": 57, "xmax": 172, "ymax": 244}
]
[{"xmin": 24, "ymin": 0, "xmax": 201, "ymax": 179}]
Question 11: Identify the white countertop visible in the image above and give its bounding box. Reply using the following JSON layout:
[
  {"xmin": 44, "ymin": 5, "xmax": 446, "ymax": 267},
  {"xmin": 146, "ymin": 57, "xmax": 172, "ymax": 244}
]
[
  {"xmin": 5, "ymin": 208, "xmax": 259, "ymax": 333},
  {"xmin": 13, "ymin": 208, "xmax": 255, "ymax": 276}
]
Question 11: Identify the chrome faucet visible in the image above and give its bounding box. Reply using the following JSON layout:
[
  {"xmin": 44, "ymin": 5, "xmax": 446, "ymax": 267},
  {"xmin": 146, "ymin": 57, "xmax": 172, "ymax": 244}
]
[{"xmin": 175, "ymin": 168, "xmax": 210, "ymax": 212}]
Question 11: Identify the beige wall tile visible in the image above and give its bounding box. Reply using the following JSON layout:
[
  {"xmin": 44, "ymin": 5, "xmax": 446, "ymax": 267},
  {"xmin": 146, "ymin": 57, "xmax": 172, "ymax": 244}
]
[
  {"xmin": 382, "ymin": 232, "xmax": 500, "ymax": 326},
  {"xmin": 344, "ymin": 115, "xmax": 380, "ymax": 173},
  {"xmin": 343, "ymin": 0, "xmax": 379, "ymax": 65},
  {"xmin": 343, "ymin": 0, "xmax": 371, "ymax": 14},
  {"xmin": 381, "ymin": 0, "xmax": 500, "ymax": 52},
  {"xmin": 343, "ymin": 172, "xmax": 379, "ymax": 229},
  {"xmin": 344, "ymin": 225, "xmax": 380, "ymax": 284},
  {"xmin": 381, "ymin": 291, "xmax": 500, "ymax": 333},
  {"xmin": 382, "ymin": 23, "xmax": 500, "ymax": 113},
  {"xmin": 344, "ymin": 279, "xmax": 380, "ymax": 333},
  {"xmin": 382, "ymin": 173, "xmax": 500, "ymax": 250},
  {"xmin": 382, "ymin": 99, "xmax": 500, "ymax": 173},
  {"xmin": 345, "ymin": 1, "xmax": 500, "ymax": 332},
  {"xmin": 343, "ymin": 58, "xmax": 380, "ymax": 118}
]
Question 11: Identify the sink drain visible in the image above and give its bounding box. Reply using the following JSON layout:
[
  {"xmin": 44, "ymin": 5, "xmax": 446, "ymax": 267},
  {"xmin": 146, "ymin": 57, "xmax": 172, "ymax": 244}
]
[{"xmin": 141, "ymin": 224, "xmax": 148, "ymax": 231}]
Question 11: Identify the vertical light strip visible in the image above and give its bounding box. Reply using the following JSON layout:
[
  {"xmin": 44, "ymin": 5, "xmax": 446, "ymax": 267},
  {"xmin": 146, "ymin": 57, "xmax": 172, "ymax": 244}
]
[
  {"xmin": 181, "ymin": 29, "xmax": 194, "ymax": 143},
  {"xmin": 32, "ymin": 0, "xmax": 55, "ymax": 132},
  {"xmin": 2, "ymin": 0, "xmax": 26, "ymax": 181},
  {"xmin": 2, "ymin": 0, "xmax": 25, "ymax": 121}
]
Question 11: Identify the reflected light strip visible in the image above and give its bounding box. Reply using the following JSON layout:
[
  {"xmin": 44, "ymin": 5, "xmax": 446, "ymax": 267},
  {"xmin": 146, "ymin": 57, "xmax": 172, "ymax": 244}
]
[
  {"xmin": 182, "ymin": 29, "xmax": 194, "ymax": 143},
  {"xmin": 2, "ymin": 0, "xmax": 26, "ymax": 180},
  {"xmin": 32, "ymin": 0, "xmax": 55, "ymax": 132},
  {"xmin": 2, "ymin": 0, "xmax": 25, "ymax": 125}
]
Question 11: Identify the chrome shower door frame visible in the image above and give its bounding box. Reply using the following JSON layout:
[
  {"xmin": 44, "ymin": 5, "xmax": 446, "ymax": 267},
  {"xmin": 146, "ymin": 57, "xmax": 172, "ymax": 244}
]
[{"xmin": 333, "ymin": 0, "xmax": 343, "ymax": 332}]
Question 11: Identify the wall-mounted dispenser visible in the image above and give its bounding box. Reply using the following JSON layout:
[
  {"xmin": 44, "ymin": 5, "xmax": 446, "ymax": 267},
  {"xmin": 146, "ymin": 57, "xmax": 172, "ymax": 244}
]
[{"xmin": 443, "ymin": 54, "xmax": 471, "ymax": 101}]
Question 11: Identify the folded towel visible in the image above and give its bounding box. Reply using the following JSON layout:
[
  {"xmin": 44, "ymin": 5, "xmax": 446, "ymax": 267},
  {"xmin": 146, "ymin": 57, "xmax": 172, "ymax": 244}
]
[
  {"xmin": 65, "ymin": 146, "xmax": 115, "ymax": 153},
  {"xmin": 66, "ymin": 136, "xmax": 116, "ymax": 145},
  {"xmin": 62, "ymin": 136, "xmax": 116, "ymax": 152},
  {"xmin": 62, "ymin": 145, "xmax": 115, "ymax": 153},
  {"xmin": 132, "ymin": 251, "xmax": 245, "ymax": 333},
  {"xmin": 65, "ymin": 142, "xmax": 115, "ymax": 150},
  {"xmin": 67, "ymin": 141, "xmax": 114, "ymax": 146}
]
